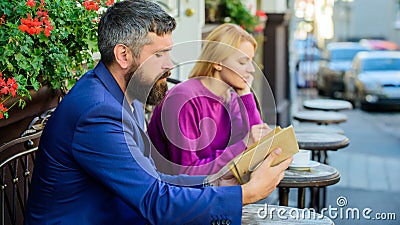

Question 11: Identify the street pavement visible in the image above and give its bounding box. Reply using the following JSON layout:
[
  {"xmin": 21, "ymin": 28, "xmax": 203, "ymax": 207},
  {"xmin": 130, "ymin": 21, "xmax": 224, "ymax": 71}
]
[
  {"xmin": 273, "ymin": 90, "xmax": 400, "ymax": 224},
  {"xmin": 326, "ymin": 108, "xmax": 400, "ymax": 225}
]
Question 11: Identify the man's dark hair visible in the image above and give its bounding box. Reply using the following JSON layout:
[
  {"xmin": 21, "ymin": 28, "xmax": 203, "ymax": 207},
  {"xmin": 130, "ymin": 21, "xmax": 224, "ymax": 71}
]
[{"xmin": 98, "ymin": 0, "xmax": 176, "ymax": 65}]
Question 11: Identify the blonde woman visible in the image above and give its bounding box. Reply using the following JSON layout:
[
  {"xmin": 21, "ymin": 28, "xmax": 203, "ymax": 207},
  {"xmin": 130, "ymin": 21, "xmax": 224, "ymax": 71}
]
[{"xmin": 148, "ymin": 23, "xmax": 271, "ymax": 175}]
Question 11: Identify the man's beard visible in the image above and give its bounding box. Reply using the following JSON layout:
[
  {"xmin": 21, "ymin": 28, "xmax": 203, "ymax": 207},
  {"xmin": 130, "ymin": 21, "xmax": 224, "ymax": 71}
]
[
  {"xmin": 146, "ymin": 77, "xmax": 168, "ymax": 105},
  {"xmin": 126, "ymin": 66, "xmax": 170, "ymax": 106}
]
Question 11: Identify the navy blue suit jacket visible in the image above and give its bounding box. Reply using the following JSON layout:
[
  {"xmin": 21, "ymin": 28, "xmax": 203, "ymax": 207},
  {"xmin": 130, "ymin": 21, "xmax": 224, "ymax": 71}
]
[{"xmin": 24, "ymin": 62, "xmax": 242, "ymax": 225}]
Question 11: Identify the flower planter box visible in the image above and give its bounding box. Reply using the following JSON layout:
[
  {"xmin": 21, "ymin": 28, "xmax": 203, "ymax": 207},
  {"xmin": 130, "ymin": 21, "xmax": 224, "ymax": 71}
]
[{"xmin": 0, "ymin": 86, "xmax": 61, "ymax": 146}]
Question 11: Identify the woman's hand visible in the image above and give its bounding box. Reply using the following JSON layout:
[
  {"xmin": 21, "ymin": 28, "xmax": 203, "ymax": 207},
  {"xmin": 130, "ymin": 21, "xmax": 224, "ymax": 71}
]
[
  {"xmin": 205, "ymin": 170, "xmax": 240, "ymax": 187},
  {"xmin": 243, "ymin": 123, "xmax": 273, "ymax": 147},
  {"xmin": 235, "ymin": 75, "xmax": 254, "ymax": 96}
]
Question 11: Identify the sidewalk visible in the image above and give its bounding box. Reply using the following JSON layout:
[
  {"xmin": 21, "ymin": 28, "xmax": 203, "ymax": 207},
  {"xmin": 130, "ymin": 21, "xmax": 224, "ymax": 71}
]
[{"xmin": 290, "ymin": 90, "xmax": 400, "ymax": 224}]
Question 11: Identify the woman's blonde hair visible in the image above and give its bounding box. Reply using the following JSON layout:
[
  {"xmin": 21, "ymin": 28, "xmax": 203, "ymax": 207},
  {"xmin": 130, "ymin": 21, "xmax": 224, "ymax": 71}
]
[{"xmin": 189, "ymin": 23, "xmax": 257, "ymax": 78}]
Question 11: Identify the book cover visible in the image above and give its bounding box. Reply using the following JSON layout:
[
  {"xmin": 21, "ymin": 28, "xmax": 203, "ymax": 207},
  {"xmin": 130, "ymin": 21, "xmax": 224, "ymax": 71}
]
[{"xmin": 223, "ymin": 125, "xmax": 299, "ymax": 184}]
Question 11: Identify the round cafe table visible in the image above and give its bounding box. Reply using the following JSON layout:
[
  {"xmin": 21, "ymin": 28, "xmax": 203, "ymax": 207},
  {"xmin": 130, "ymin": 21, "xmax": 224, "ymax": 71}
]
[
  {"xmin": 294, "ymin": 123, "xmax": 345, "ymax": 134},
  {"xmin": 303, "ymin": 99, "xmax": 353, "ymax": 111},
  {"xmin": 278, "ymin": 163, "xmax": 340, "ymax": 212},
  {"xmin": 242, "ymin": 204, "xmax": 334, "ymax": 224},
  {"xmin": 293, "ymin": 110, "xmax": 347, "ymax": 125},
  {"xmin": 295, "ymin": 132, "xmax": 350, "ymax": 164},
  {"xmin": 296, "ymin": 132, "xmax": 350, "ymax": 152}
]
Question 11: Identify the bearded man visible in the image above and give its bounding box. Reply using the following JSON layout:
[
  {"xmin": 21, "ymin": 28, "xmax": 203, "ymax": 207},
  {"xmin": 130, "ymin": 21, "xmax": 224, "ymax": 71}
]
[{"xmin": 24, "ymin": 1, "xmax": 291, "ymax": 224}]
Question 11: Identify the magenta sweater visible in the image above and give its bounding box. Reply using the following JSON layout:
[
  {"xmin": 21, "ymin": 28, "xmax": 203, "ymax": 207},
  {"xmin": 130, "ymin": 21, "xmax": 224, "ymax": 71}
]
[{"xmin": 147, "ymin": 78, "xmax": 263, "ymax": 175}]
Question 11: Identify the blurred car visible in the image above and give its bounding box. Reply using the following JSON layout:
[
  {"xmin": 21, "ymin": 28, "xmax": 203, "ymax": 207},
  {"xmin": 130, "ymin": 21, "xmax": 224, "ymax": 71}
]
[
  {"xmin": 316, "ymin": 42, "xmax": 369, "ymax": 98},
  {"xmin": 344, "ymin": 51, "xmax": 400, "ymax": 110}
]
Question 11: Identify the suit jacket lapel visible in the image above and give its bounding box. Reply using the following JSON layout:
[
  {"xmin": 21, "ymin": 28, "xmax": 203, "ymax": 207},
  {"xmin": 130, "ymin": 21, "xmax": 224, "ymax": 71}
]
[{"xmin": 93, "ymin": 62, "xmax": 155, "ymax": 160}]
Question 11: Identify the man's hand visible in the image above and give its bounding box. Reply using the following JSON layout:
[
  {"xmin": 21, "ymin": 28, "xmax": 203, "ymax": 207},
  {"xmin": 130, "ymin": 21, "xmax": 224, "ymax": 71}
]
[{"xmin": 241, "ymin": 148, "xmax": 292, "ymax": 205}]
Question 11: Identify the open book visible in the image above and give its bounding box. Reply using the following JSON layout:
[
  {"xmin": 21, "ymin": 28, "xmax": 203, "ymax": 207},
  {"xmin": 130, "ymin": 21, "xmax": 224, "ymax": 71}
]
[{"xmin": 218, "ymin": 125, "xmax": 299, "ymax": 184}]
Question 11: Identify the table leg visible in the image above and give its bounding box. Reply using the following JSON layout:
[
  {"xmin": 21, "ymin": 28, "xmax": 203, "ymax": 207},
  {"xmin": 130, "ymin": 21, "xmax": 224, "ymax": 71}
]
[
  {"xmin": 298, "ymin": 188, "xmax": 305, "ymax": 209},
  {"xmin": 323, "ymin": 151, "xmax": 329, "ymax": 164},
  {"xmin": 322, "ymin": 187, "xmax": 327, "ymax": 209},
  {"xmin": 279, "ymin": 187, "xmax": 290, "ymax": 206},
  {"xmin": 310, "ymin": 187, "xmax": 320, "ymax": 212}
]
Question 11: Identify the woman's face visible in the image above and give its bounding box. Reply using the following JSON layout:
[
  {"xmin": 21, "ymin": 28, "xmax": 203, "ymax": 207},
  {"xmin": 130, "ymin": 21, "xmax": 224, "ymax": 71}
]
[{"xmin": 218, "ymin": 41, "xmax": 255, "ymax": 90}]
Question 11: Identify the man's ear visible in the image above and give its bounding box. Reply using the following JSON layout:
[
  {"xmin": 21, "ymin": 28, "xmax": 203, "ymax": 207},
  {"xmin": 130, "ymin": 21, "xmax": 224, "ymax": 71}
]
[{"xmin": 114, "ymin": 44, "xmax": 131, "ymax": 69}]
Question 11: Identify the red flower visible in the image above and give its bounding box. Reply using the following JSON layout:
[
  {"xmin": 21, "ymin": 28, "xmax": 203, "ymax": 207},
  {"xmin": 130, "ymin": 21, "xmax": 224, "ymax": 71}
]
[
  {"xmin": 0, "ymin": 14, "xmax": 5, "ymax": 26},
  {"xmin": 0, "ymin": 72, "xmax": 18, "ymax": 119},
  {"xmin": 6, "ymin": 78, "xmax": 18, "ymax": 97},
  {"xmin": 0, "ymin": 103, "xmax": 8, "ymax": 119},
  {"xmin": 21, "ymin": 15, "xmax": 32, "ymax": 25},
  {"xmin": 0, "ymin": 76, "xmax": 18, "ymax": 97},
  {"xmin": 26, "ymin": 0, "xmax": 36, "ymax": 7},
  {"xmin": 0, "ymin": 104, "xmax": 6, "ymax": 112},
  {"xmin": 106, "ymin": 0, "xmax": 114, "ymax": 7},
  {"xmin": 27, "ymin": 27, "xmax": 36, "ymax": 35},
  {"xmin": 18, "ymin": 24, "xmax": 29, "ymax": 32},
  {"xmin": 83, "ymin": 0, "xmax": 100, "ymax": 11},
  {"xmin": 255, "ymin": 10, "xmax": 266, "ymax": 17},
  {"xmin": 1, "ymin": 87, "xmax": 9, "ymax": 95},
  {"xmin": 19, "ymin": 1, "xmax": 53, "ymax": 37},
  {"xmin": 44, "ymin": 26, "xmax": 53, "ymax": 37},
  {"xmin": 32, "ymin": 17, "xmax": 42, "ymax": 27},
  {"xmin": 254, "ymin": 24, "xmax": 264, "ymax": 33}
]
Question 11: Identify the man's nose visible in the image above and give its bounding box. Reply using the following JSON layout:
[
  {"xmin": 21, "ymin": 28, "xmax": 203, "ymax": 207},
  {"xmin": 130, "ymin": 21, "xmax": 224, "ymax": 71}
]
[{"xmin": 162, "ymin": 57, "xmax": 174, "ymax": 70}]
